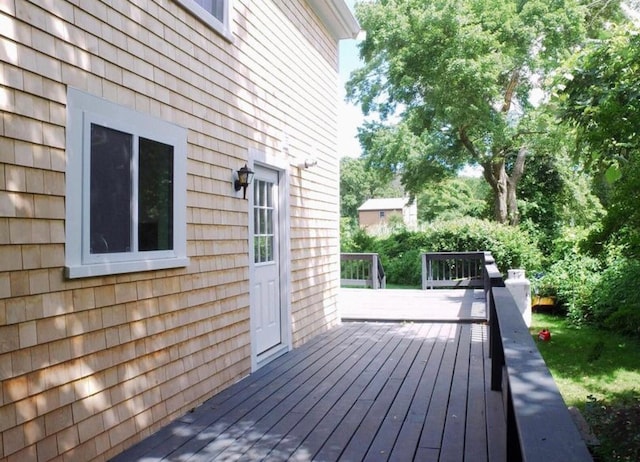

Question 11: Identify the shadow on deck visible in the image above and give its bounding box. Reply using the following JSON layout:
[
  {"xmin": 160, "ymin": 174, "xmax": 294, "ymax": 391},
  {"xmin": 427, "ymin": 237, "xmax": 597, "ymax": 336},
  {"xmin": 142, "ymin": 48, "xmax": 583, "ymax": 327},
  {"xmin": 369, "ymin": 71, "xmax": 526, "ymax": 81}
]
[{"xmin": 111, "ymin": 290, "xmax": 505, "ymax": 462}]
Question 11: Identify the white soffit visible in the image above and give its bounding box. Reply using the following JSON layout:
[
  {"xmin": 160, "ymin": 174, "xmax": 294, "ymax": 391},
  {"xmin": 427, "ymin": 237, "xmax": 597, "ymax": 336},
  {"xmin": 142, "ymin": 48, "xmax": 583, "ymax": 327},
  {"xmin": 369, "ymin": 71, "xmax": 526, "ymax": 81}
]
[{"xmin": 308, "ymin": 0, "xmax": 360, "ymax": 40}]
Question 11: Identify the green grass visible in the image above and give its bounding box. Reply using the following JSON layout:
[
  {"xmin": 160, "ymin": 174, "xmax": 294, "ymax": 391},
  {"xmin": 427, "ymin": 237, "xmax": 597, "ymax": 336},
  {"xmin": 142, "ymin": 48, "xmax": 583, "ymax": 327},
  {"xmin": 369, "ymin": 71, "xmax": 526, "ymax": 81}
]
[{"xmin": 531, "ymin": 313, "xmax": 640, "ymax": 461}]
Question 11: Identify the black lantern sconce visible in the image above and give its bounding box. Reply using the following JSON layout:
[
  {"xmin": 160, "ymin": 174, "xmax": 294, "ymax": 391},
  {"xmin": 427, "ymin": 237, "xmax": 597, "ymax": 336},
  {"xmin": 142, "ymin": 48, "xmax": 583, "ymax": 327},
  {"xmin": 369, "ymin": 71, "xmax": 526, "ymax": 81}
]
[{"xmin": 234, "ymin": 164, "xmax": 254, "ymax": 199}]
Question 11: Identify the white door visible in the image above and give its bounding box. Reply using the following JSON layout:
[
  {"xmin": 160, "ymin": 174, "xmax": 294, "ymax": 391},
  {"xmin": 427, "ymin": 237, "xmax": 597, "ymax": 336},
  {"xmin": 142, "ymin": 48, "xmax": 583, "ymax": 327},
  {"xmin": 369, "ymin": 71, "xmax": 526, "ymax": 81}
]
[{"xmin": 251, "ymin": 166, "xmax": 282, "ymax": 355}]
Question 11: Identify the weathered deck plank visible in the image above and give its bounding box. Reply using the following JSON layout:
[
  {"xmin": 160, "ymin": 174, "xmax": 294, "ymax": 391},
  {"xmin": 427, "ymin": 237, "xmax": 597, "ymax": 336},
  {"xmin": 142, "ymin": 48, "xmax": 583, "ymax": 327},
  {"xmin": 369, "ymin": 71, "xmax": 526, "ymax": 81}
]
[{"xmin": 112, "ymin": 320, "xmax": 501, "ymax": 462}]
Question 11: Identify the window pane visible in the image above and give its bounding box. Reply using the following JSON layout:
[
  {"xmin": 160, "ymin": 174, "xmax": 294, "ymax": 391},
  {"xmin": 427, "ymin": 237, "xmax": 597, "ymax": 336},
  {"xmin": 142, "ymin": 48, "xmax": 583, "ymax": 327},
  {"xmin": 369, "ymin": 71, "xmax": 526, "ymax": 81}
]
[
  {"xmin": 266, "ymin": 181, "xmax": 273, "ymax": 207},
  {"xmin": 194, "ymin": 0, "xmax": 224, "ymax": 21},
  {"xmin": 90, "ymin": 124, "xmax": 132, "ymax": 254},
  {"xmin": 139, "ymin": 138, "xmax": 174, "ymax": 251},
  {"xmin": 266, "ymin": 209, "xmax": 273, "ymax": 234},
  {"xmin": 265, "ymin": 236, "xmax": 273, "ymax": 261}
]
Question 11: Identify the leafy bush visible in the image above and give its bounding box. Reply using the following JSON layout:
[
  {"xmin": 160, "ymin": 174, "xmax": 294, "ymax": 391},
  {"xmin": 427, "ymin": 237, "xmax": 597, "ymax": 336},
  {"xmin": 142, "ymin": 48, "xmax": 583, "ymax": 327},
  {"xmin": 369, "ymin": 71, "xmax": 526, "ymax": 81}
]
[
  {"xmin": 587, "ymin": 258, "xmax": 640, "ymax": 337},
  {"xmin": 533, "ymin": 253, "xmax": 601, "ymax": 320},
  {"xmin": 359, "ymin": 218, "xmax": 540, "ymax": 285},
  {"xmin": 340, "ymin": 217, "xmax": 376, "ymax": 253},
  {"xmin": 421, "ymin": 218, "xmax": 540, "ymax": 273}
]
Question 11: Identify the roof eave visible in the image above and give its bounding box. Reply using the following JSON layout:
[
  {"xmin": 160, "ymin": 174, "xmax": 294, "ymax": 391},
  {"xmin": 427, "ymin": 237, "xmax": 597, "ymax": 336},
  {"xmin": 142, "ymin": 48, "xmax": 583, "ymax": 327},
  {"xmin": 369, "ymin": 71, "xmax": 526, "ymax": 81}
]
[{"xmin": 308, "ymin": 0, "xmax": 360, "ymax": 40}]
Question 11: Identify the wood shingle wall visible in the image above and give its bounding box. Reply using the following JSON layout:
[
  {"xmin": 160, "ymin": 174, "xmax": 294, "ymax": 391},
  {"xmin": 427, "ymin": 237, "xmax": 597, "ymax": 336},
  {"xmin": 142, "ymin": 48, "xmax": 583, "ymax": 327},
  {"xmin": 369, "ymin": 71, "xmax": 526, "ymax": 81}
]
[{"xmin": 0, "ymin": 0, "xmax": 343, "ymax": 460}]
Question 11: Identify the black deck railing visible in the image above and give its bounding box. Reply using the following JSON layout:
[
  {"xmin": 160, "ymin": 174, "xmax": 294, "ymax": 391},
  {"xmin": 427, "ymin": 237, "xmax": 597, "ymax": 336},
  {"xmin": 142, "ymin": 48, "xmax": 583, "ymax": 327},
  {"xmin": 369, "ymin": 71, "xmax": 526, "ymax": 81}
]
[
  {"xmin": 481, "ymin": 253, "xmax": 593, "ymax": 462},
  {"xmin": 340, "ymin": 253, "xmax": 386, "ymax": 289}
]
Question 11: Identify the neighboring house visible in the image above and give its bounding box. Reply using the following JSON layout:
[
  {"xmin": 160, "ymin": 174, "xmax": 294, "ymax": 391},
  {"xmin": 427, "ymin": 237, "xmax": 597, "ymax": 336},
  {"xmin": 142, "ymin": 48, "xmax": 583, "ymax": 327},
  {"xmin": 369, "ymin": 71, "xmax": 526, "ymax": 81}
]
[
  {"xmin": 0, "ymin": 1, "xmax": 358, "ymax": 460},
  {"xmin": 358, "ymin": 197, "xmax": 418, "ymax": 232}
]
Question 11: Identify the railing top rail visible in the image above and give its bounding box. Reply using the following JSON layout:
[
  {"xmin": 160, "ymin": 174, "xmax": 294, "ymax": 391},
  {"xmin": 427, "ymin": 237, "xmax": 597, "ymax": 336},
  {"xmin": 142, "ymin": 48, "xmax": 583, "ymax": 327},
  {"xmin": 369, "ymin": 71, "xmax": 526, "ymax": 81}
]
[
  {"xmin": 491, "ymin": 287, "xmax": 592, "ymax": 461},
  {"xmin": 493, "ymin": 287, "xmax": 592, "ymax": 462},
  {"xmin": 422, "ymin": 251, "xmax": 486, "ymax": 258},
  {"xmin": 340, "ymin": 253, "xmax": 378, "ymax": 259}
]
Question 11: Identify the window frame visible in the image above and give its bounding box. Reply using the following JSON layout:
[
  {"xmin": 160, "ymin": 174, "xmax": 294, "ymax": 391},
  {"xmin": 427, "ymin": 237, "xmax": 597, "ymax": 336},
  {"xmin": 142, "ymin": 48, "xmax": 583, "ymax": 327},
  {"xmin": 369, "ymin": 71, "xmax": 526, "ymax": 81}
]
[
  {"xmin": 176, "ymin": 0, "xmax": 233, "ymax": 41},
  {"xmin": 65, "ymin": 88, "xmax": 189, "ymax": 279}
]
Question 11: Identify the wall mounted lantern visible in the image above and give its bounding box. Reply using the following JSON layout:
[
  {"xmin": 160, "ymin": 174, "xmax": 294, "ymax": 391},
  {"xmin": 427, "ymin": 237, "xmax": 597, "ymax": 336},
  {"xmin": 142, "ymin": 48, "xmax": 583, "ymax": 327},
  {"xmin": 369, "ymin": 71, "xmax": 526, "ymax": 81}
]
[
  {"xmin": 298, "ymin": 157, "xmax": 318, "ymax": 169},
  {"xmin": 234, "ymin": 164, "xmax": 254, "ymax": 199}
]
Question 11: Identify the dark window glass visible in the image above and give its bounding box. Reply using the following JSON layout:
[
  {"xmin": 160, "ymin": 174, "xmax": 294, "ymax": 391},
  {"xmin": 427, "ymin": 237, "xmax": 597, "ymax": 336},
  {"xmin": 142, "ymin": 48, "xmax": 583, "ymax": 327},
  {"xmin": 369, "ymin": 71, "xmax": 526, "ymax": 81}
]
[
  {"xmin": 90, "ymin": 124, "xmax": 132, "ymax": 254},
  {"xmin": 138, "ymin": 138, "xmax": 174, "ymax": 251},
  {"xmin": 194, "ymin": 0, "xmax": 224, "ymax": 21}
]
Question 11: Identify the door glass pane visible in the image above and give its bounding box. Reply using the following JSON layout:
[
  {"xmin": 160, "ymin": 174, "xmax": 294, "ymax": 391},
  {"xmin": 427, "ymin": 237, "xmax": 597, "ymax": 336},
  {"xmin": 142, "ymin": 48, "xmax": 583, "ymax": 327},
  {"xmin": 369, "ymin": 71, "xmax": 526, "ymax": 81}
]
[
  {"xmin": 265, "ymin": 235, "xmax": 273, "ymax": 261},
  {"xmin": 260, "ymin": 208, "xmax": 266, "ymax": 234},
  {"xmin": 138, "ymin": 138, "xmax": 174, "ymax": 251},
  {"xmin": 253, "ymin": 179, "xmax": 275, "ymax": 263},
  {"xmin": 266, "ymin": 180, "xmax": 273, "ymax": 207},
  {"xmin": 90, "ymin": 124, "xmax": 132, "ymax": 254},
  {"xmin": 266, "ymin": 209, "xmax": 273, "ymax": 234}
]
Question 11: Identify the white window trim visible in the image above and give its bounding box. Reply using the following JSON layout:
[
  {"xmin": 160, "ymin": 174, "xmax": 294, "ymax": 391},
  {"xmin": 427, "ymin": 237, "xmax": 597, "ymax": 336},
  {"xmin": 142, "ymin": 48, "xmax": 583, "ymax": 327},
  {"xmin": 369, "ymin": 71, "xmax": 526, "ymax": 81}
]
[
  {"xmin": 65, "ymin": 87, "xmax": 189, "ymax": 279},
  {"xmin": 176, "ymin": 0, "xmax": 233, "ymax": 42}
]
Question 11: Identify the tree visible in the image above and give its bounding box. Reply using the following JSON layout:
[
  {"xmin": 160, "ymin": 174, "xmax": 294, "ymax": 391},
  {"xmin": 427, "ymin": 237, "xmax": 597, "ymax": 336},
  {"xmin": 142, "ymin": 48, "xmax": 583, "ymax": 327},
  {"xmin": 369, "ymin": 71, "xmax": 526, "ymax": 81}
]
[
  {"xmin": 417, "ymin": 177, "xmax": 489, "ymax": 222},
  {"xmin": 347, "ymin": 0, "xmax": 612, "ymax": 224},
  {"xmin": 340, "ymin": 156, "xmax": 402, "ymax": 220},
  {"xmin": 559, "ymin": 26, "xmax": 640, "ymax": 254}
]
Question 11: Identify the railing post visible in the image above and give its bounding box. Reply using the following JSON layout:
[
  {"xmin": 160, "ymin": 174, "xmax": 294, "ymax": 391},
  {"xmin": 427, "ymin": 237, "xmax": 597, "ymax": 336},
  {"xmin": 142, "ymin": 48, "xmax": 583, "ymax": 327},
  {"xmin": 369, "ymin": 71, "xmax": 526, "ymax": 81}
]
[{"xmin": 372, "ymin": 254, "xmax": 379, "ymax": 290}]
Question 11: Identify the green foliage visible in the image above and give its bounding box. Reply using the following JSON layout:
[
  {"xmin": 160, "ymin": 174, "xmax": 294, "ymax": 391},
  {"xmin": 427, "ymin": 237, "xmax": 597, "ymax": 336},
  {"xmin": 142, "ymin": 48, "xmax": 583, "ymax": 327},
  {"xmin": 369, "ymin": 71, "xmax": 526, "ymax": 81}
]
[
  {"xmin": 417, "ymin": 177, "xmax": 489, "ymax": 222},
  {"xmin": 340, "ymin": 217, "xmax": 375, "ymax": 253},
  {"xmin": 348, "ymin": 0, "xmax": 591, "ymax": 222},
  {"xmin": 422, "ymin": 218, "xmax": 540, "ymax": 272},
  {"xmin": 559, "ymin": 27, "xmax": 640, "ymax": 171},
  {"xmin": 517, "ymin": 141, "xmax": 604, "ymax": 256},
  {"xmin": 349, "ymin": 218, "xmax": 539, "ymax": 285},
  {"xmin": 339, "ymin": 157, "xmax": 402, "ymax": 221},
  {"xmin": 558, "ymin": 27, "xmax": 640, "ymax": 255},
  {"xmin": 586, "ymin": 258, "xmax": 640, "ymax": 337},
  {"xmin": 533, "ymin": 253, "xmax": 601, "ymax": 319},
  {"xmin": 531, "ymin": 312, "xmax": 640, "ymax": 461}
]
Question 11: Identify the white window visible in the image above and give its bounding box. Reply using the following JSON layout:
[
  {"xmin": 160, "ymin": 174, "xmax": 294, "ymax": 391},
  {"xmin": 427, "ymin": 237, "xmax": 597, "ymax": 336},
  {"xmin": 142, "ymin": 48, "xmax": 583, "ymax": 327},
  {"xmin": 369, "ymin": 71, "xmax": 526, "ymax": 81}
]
[
  {"xmin": 65, "ymin": 88, "xmax": 189, "ymax": 278},
  {"xmin": 176, "ymin": 0, "xmax": 232, "ymax": 40}
]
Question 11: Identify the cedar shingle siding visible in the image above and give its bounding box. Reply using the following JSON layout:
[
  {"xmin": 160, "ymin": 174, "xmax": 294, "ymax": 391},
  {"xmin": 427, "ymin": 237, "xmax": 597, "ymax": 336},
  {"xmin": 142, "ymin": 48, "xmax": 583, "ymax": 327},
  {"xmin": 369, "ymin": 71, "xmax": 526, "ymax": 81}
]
[{"xmin": 0, "ymin": 1, "xmax": 354, "ymax": 459}]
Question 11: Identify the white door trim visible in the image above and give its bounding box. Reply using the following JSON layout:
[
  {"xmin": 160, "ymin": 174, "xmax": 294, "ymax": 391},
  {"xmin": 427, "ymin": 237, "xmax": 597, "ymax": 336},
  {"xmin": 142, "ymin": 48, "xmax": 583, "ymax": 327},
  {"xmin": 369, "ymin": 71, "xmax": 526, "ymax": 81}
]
[{"xmin": 248, "ymin": 148, "xmax": 292, "ymax": 371}]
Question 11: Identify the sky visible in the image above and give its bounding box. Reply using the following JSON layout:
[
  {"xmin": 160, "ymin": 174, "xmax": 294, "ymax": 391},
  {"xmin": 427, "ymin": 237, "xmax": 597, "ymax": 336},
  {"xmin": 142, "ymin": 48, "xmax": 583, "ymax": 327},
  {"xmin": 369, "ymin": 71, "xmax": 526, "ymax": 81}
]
[{"xmin": 337, "ymin": 1, "xmax": 365, "ymax": 158}]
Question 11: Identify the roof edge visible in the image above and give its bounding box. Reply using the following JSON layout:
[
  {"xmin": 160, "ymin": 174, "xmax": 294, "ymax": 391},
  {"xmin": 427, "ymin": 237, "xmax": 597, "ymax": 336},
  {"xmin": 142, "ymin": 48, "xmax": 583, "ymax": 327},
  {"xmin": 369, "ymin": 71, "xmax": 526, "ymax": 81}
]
[{"xmin": 308, "ymin": 0, "xmax": 360, "ymax": 40}]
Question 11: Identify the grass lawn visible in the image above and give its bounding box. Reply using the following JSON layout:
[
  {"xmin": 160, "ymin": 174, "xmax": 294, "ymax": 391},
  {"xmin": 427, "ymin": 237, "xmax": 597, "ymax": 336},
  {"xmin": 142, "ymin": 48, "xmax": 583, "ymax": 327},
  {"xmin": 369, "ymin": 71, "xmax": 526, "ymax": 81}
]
[{"xmin": 531, "ymin": 312, "xmax": 640, "ymax": 461}]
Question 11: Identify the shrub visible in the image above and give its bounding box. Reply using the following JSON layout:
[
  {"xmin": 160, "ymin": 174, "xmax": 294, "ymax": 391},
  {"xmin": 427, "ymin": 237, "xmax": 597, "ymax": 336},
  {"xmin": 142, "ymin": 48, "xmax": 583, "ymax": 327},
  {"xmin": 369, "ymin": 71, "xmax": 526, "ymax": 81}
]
[
  {"xmin": 421, "ymin": 218, "xmax": 540, "ymax": 273},
  {"xmin": 587, "ymin": 258, "xmax": 640, "ymax": 337},
  {"xmin": 362, "ymin": 218, "xmax": 540, "ymax": 285},
  {"xmin": 534, "ymin": 253, "xmax": 602, "ymax": 320}
]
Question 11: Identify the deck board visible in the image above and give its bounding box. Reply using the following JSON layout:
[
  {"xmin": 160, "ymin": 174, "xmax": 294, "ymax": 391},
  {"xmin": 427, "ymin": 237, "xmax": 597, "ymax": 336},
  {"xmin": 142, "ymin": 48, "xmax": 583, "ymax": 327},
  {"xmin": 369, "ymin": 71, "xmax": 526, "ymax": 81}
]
[
  {"xmin": 112, "ymin": 317, "xmax": 502, "ymax": 461},
  {"xmin": 339, "ymin": 288, "xmax": 486, "ymax": 322}
]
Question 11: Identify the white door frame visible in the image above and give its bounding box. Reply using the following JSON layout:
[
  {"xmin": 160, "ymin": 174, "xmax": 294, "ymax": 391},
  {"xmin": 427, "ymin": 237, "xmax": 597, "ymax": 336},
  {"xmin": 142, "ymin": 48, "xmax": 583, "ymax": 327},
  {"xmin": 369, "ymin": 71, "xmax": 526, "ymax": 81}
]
[{"xmin": 248, "ymin": 148, "xmax": 292, "ymax": 371}]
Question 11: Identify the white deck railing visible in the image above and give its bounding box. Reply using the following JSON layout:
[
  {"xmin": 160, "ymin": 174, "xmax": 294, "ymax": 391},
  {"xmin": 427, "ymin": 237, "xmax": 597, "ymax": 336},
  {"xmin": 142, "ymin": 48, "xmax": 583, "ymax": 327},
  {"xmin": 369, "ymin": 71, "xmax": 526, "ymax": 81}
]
[{"xmin": 340, "ymin": 253, "xmax": 386, "ymax": 289}]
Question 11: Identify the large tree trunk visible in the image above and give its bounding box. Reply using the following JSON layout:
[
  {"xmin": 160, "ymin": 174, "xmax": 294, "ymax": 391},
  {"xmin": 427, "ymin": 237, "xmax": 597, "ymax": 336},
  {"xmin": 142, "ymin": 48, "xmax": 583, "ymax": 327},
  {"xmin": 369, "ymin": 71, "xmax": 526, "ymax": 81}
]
[
  {"xmin": 482, "ymin": 146, "xmax": 527, "ymax": 225},
  {"xmin": 506, "ymin": 146, "xmax": 527, "ymax": 225},
  {"xmin": 460, "ymin": 126, "xmax": 527, "ymax": 225},
  {"xmin": 483, "ymin": 159, "xmax": 508, "ymax": 223}
]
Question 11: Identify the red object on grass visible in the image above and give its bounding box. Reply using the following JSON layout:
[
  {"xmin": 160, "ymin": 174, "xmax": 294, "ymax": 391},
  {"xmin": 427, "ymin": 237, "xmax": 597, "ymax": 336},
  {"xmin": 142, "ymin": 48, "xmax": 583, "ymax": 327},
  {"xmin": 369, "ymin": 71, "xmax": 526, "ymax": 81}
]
[{"xmin": 538, "ymin": 329, "xmax": 551, "ymax": 341}]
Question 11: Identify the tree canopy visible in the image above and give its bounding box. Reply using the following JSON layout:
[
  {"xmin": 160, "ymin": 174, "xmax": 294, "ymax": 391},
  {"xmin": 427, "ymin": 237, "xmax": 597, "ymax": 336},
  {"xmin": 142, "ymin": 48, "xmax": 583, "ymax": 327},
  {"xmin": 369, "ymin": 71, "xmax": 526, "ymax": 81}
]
[
  {"xmin": 340, "ymin": 156, "xmax": 403, "ymax": 221},
  {"xmin": 347, "ymin": 0, "xmax": 622, "ymax": 224},
  {"xmin": 558, "ymin": 25, "xmax": 640, "ymax": 254}
]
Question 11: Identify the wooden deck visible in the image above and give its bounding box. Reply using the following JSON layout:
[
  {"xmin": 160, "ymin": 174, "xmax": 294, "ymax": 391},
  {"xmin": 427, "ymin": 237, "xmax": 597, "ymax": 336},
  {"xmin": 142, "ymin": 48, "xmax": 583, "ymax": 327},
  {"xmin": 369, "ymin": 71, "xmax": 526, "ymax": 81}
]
[
  {"xmin": 111, "ymin": 306, "xmax": 505, "ymax": 461},
  {"xmin": 339, "ymin": 288, "xmax": 486, "ymax": 322}
]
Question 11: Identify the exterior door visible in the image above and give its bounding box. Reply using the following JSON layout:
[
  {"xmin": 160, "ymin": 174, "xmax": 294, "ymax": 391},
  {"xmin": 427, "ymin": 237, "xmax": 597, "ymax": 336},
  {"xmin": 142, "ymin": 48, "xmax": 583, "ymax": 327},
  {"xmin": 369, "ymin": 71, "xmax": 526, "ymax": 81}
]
[{"xmin": 251, "ymin": 166, "xmax": 282, "ymax": 355}]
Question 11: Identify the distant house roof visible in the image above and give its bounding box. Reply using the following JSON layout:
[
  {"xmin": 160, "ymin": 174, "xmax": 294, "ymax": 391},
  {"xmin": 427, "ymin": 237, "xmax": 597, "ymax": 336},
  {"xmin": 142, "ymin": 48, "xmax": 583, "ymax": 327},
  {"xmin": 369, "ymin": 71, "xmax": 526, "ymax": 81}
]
[{"xmin": 358, "ymin": 198, "xmax": 408, "ymax": 211}]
